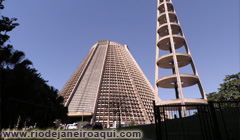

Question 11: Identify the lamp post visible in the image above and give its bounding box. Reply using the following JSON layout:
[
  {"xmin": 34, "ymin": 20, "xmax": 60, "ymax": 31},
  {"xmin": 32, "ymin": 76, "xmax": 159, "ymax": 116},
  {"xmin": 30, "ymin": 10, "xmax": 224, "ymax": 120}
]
[
  {"xmin": 118, "ymin": 104, "xmax": 121, "ymax": 128},
  {"xmin": 82, "ymin": 109, "xmax": 84, "ymax": 127},
  {"xmin": 113, "ymin": 104, "xmax": 121, "ymax": 128}
]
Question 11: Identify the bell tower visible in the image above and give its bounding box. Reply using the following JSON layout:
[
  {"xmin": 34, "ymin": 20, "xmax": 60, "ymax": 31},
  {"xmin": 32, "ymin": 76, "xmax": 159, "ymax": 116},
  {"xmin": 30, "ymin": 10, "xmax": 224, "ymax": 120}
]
[{"xmin": 155, "ymin": 0, "xmax": 207, "ymax": 107}]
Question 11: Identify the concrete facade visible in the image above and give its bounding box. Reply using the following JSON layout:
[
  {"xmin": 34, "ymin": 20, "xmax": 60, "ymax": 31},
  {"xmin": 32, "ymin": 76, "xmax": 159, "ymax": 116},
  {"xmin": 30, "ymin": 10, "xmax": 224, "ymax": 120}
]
[
  {"xmin": 155, "ymin": 0, "xmax": 207, "ymax": 106},
  {"xmin": 59, "ymin": 40, "xmax": 155, "ymax": 127}
]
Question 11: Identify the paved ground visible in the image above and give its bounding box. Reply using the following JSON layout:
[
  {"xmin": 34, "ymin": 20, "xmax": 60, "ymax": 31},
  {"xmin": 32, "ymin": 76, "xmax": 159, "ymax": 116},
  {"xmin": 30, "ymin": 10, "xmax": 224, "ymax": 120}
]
[{"xmin": 141, "ymin": 137, "xmax": 154, "ymax": 140}]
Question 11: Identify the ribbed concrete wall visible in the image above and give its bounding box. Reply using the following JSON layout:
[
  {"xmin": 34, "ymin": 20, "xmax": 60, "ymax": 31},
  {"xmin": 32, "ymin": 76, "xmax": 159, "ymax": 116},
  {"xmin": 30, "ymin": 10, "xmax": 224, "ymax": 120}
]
[
  {"xmin": 68, "ymin": 43, "xmax": 108, "ymax": 114},
  {"xmin": 59, "ymin": 40, "xmax": 155, "ymax": 127}
]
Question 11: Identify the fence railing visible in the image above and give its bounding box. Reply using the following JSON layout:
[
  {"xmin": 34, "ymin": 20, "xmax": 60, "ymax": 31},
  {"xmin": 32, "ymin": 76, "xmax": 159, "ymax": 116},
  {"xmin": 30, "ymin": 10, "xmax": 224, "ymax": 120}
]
[{"xmin": 153, "ymin": 101, "xmax": 240, "ymax": 140}]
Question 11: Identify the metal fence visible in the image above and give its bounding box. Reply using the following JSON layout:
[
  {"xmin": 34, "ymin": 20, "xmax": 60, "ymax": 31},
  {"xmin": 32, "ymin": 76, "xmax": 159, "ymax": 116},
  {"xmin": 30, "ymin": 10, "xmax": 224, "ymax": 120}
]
[{"xmin": 153, "ymin": 101, "xmax": 240, "ymax": 140}]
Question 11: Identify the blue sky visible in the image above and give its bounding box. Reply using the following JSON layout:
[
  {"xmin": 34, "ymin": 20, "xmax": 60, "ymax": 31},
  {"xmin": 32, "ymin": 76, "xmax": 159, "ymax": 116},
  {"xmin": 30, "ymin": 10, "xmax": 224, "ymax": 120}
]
[{"xmin": 2, "ymin": 0, "xmax": 239, "ymax": 101}]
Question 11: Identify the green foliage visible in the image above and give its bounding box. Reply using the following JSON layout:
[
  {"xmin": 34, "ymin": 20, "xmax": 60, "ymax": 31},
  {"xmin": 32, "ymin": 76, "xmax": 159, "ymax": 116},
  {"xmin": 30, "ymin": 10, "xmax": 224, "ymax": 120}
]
[
  {"xmin": 0, "ymin": 0, "xmax": 68, "ymax": 129},
  {"xmin": 129, "ymin": 120, "xmax": 136, "ymax": 126},
  {"xmin": 78, "ymin": 121, "xmax": 90, "ymax": 126},
  {"xmin": 0, "ymin": 1, "xmax": 18, "ymax": 47},
  {"xmin": 207, "ymin": 72, "xmax": 240, "ymax": 101}
]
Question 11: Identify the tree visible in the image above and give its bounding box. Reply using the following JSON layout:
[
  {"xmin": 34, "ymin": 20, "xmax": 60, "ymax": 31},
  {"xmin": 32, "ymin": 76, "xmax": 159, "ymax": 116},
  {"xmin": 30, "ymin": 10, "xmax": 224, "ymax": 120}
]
[
  {"xmin": 129, "ymin": 120, "xmax": 136, "ymax": 126},
  {"xmin": 207, "ymin": 72, "xmax": 240, "ymax": 101},
  {"xmin": 0, "ymin": 0, "xmax": 68, "ymax": 129}
]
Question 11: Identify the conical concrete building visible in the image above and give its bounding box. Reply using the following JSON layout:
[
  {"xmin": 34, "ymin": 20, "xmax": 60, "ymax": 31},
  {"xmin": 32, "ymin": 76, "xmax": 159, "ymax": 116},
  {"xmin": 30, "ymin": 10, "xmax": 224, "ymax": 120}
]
[{"xmin": 59, "ymin": 40, "xmax": 155, "ymax": 127}]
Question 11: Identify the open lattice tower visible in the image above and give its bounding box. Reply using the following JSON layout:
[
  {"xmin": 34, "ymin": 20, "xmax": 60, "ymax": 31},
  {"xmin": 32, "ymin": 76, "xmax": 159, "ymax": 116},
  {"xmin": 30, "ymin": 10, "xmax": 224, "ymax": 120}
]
[{"xmin": 155, "ymin": 0, "xmax": 207, "ymax": 106}]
